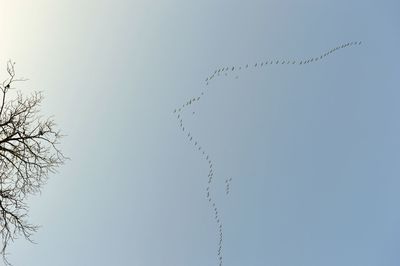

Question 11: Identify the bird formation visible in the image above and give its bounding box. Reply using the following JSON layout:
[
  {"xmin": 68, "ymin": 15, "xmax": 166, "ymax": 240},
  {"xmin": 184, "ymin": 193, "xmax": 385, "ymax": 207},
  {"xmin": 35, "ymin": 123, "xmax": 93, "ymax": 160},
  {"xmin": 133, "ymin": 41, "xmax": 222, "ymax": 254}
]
[
  {"xmin": 173, "ymin": 41, "xmax": 362, "ymax": 266},
  {"xmin": 174, "ymin": 95, "xmax": 224, "ymax": 265},
  {"xmin": 225, "ymin": 178, "xmax": 232, "ymax": 195},
  {"xmin": 203, "ymin": 41, "xmax": 361, "ymax": 85}
]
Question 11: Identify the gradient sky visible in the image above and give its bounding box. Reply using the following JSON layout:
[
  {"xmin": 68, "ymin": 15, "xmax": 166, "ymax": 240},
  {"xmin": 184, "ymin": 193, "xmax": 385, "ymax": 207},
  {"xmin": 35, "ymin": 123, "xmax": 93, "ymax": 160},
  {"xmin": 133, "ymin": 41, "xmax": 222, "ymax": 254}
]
[{"xmin": 1, "ymin": 0, "xmax": 400, "ymax": 265}]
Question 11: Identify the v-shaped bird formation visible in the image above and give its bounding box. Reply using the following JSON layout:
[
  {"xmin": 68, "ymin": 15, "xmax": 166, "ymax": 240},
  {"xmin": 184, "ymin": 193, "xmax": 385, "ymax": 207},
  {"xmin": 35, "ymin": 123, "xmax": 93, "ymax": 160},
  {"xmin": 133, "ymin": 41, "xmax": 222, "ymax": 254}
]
[{"xmin": 173, "ymin": 41, "xmax": 362, "ymax": 266}]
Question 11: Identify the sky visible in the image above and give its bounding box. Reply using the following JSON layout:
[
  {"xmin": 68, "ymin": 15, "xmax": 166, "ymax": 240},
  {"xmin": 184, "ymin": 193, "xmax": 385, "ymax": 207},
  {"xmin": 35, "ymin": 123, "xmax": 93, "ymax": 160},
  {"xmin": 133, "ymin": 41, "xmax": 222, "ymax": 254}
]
[{"xmin": 1, "ymin": 0, "xmax": 400, "ymax": 265}]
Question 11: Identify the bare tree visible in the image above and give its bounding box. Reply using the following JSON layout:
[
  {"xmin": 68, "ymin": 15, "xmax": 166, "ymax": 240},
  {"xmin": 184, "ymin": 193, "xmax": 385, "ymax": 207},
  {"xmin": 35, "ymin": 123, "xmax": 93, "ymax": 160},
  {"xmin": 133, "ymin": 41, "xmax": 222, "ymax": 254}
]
[{"xmin": 0, "ymin": 61, "xmax": 66, "ymax": 265}]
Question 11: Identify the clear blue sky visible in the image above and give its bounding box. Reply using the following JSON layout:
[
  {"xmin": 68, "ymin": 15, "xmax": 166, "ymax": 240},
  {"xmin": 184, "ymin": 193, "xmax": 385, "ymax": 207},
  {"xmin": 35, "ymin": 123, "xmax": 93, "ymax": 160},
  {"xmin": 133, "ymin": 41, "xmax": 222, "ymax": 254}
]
[{"xmin": 1, "ymin": 0, "xmax": 400, "ymax": 265}]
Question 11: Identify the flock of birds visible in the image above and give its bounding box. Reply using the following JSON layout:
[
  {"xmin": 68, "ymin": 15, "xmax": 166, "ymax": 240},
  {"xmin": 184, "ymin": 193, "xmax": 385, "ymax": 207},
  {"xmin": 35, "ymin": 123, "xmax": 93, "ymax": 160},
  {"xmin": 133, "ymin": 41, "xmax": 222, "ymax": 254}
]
[
  {"xmin": 173, "ymin": 41, "xmax": 362, "ymax": 266},
  {"xmin": 225, "ymin": 178, "xmax": 232, "ymax": 195}
]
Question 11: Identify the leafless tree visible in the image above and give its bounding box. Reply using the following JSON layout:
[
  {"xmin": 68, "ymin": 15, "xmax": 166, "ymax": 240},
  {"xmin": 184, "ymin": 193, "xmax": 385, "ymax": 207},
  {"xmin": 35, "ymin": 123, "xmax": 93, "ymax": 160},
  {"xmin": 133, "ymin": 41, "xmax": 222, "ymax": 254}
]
[{"xmin": 0, "ymin": 61, "xmax": 66, "ymax": 265}]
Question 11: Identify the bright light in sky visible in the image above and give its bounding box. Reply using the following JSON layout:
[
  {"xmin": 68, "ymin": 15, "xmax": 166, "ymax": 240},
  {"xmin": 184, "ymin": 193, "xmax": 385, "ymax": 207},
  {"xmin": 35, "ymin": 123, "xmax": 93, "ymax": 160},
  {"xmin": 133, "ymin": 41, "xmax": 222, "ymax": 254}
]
[{"xmin": 1, "ymin": 0, "xmax": 400, "ymax": 266}]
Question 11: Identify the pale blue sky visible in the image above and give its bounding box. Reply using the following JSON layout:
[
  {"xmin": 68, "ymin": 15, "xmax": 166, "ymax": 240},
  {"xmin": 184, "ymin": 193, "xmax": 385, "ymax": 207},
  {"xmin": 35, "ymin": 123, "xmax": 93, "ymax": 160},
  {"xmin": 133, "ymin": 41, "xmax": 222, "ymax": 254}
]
[{"xmin": 1, "ymin": 0, "xmax": 400, "ymax": 265}]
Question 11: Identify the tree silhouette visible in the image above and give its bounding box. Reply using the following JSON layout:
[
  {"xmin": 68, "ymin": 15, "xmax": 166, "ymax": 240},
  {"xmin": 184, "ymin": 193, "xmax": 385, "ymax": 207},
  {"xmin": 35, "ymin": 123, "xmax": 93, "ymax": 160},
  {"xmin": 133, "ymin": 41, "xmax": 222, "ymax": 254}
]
[{"xmin": 0, "ymin": 61, "xmax": 66, "ymax": 265}]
